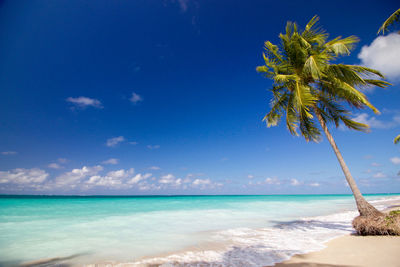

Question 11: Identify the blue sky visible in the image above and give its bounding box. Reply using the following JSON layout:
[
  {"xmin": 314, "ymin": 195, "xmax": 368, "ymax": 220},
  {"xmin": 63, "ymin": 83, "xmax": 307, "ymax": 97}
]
[{"xmin": 0, "ymin": 0, "xmax": 399, "ymax": 195}]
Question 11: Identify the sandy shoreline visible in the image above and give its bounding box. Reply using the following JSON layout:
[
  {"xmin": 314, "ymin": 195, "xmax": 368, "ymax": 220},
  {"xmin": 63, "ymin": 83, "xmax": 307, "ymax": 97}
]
[
  {"xmin": 271, "ymin": 203, "xmax": 400, "ymax": 267},
  {"xmin": 271, "ymin": 235, "xmax": 400, "ymax": 267}
]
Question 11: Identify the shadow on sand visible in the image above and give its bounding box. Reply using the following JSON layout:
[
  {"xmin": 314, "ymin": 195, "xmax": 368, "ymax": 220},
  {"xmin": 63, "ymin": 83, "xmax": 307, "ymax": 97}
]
[
  {"xmin": 0, "ymin": 253, "xmax": 86, "ymax": 267},
  {"xmin": 270, "ymin": 219, "xmax": 352, "ymax": 232}
]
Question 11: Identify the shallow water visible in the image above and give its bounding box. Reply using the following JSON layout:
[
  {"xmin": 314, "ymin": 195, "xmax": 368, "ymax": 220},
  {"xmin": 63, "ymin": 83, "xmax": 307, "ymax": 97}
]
[{"xmin": 0, "ymin": 194, "xmax": 399, "ymax": 266}]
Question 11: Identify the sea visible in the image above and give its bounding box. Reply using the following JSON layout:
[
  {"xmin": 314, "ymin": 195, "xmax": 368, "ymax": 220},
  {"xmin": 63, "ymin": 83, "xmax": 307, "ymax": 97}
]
[{"xmin": 0, "ymin": 194, "xmax": 399, "ymax": 266}]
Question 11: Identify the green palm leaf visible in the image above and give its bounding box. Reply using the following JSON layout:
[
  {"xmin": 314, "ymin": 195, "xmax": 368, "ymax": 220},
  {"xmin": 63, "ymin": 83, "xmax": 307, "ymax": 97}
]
[
  {"xmin": 256, "ymin": 16, "xmax": 389, "ymax": 141},
  {"xmin": 394, "ymin": 134, "xmax": 400, "ymax": 144},
  {"xmin": 378, "ymin": 8, "xmax": 400, "ymax": 34}
]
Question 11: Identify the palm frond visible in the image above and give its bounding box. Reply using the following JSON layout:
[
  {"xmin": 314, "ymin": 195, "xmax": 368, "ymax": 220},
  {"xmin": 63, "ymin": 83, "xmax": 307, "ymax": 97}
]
[
  {"xmin": 274, "ymin": 74, "xmax": 297, "ymax": 83},
  {"xmin": 323, "ymin": 78, "xmax": 380, "ymax": 114},
  {"xmin": 293, "ymin": 82, "xmax": 316, "ymax": 118},
  {"xmin": 304, "ymin": 55, "xmax": 322, "ymax": 80},
  {"xmin": 317, "ymin": 95, "xmax": 346, "ymax": 127},
  {"xmin": 285, "ymin": 94, "xmax": 299, "ymax": 135},
  {"xmin": 378, "ymin": 8, "xmax": 400, "ymax": 34},
  {"xmin": 394, "ymin": 134, "xmax": 400, "ymax": 144},
  {"xmin": 327, "ymin": 64, "xmax": 366, "ymax": 86},
  {"xmin": 347, "ymin": 65, "xmax": 386, "ymax": 78},
  {"xmin": 325, "ymin": 36, "xmax": 359, "ymax": 56},
  {"xmin": 362, "ymin": 79, "xmax": 391, "ymax": 88},
  {"xmin": 304, "ymin": 15, "xmax": 319, "ymax": 33},
  {"xmin": 263, "ymin": 91, "xmax": 289, "ymax": 127},
  {"xmin": 257, "ymin": 16, "xmax": 389, "ymax": 143},
  {"xmin": 264, "ymin": 41, "xmax": 284, "ymax": 63},
  {"xmin": 340, "ymin": 116, "xmax": 369, "ymax": 132},
  {"xmin": 302, "ymin": 15, "xmax": 328, "ymax": 45},
  {"xmin": 299, "ymin": 111, "xmax": 321, "ymax": 142}
]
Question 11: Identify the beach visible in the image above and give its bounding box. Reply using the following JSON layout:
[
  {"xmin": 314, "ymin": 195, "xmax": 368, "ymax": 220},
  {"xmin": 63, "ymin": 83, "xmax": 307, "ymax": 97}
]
[
  {"xmin": 273, "ymin": 235, "xmax": 400, "ymax": 267},
  {"xmin": 272, "ymin": 204, "xmax": 400, "ymax": 267}
]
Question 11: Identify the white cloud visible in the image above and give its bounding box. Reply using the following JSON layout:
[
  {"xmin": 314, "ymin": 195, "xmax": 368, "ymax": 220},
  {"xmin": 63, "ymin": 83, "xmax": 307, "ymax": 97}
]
[
  {"xmin": 371, "ymin": 162, "xmax": 382, "ymax": 167},
  {"xmin": 84, "ymin": 168, "xmax": 152, "ymax": 189},
  {"xmin": 129, "ymin": 141, "xmax": 138, "ymax": 145},
  {"xmin": 58, "ymin": 158, "xmax": 68, "ymax": 164},
  {"xmin": 48, "ymin": 158, "xmax": 68, "ymax": 170},
  {"xmin": 147, "ymin": 145, "xmax": 160, "ymax": 150},
  {"xmin": 373, "ymin": 172, "xmax": 386, "ymax": 178},
  {"xmin": 48, "ymin": 163, "xmax": 62, "ymax": 169},
  {"xmin": 1, "ymin": 151, "xmax": 17, "ymax": 155},
  {"xmin": 106, "ymin": 136, "xmax": 125, "ymax": 147},
  {"xmin": 247, "ymin": 174, "xmax": 254, "ymax": 179},
  {"xmin": 265, "ymin": 177, "xmax": 280, "ymax": 185},
  {"xmin": 0, "ymin": 168, "xmax": 48, "ymax": 184},
  {"xmin": 130, "ymin": 92, "xmax": 143, "ymax": 104},
  {"xmin": 390, "ymin": 157, "xmax": 400, "ymax": 165},
  {"xmin": 352, "ymin": 113, "xmax": 400, "ymax": 129},
  {"xmin": 358, "ymin": 33, "xmax": 400, "ymax": 81},
  {"xmin": 127, "ymin": 173, "xmax": 152, "ymax": 184},
  {"xmin": 66, "ymin": 96, "xmax": 103, "ymax": 108},
  {"xmin": 86, "ymin": 174, "xmax": 124, "ymax": 187},
  {"xmin": 183, "ymin": 177, "xmax": 192, "ymax": 183},
  {"xmin": 149, "ymin": 166, "xmax": 161, "ymax": 170},
  {"xmin": 192, "ymin": 178, "xmax": 211, "ymax": 186},
  {"xmin": 290, "ymin": 178, "xmax": 301, "ymax": 186},
  {"xmin": 0, "ymin": 165, "xmax": 161, "ymax": 192},
  {"xmin": 102, "ymin": 158, "xmax": 119, "ymax": 165},
  {"xmin": 106, "ymin": 169, "xmax": 133, "ymax": 179},
  {"xmin": 309, "ymin": 182, "xmax": 320, "ymax": 187},
  {"xmin": 86, "ymin": 168, "xmax": 147, "ymax": 188},
  {"xmin": 55, "ymin": 165, "xmax": 103, "ymax": 187},
  {"xmin": 159, "ymin": 174, "xmax": 179, "ymax": 184},
  {"xmin": 137, "ymin": 182, "xmax": 161, "ymax": 191}
]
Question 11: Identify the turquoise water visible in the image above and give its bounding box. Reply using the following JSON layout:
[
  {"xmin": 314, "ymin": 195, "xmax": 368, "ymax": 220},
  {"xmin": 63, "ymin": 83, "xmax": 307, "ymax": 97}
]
[{"xmin": 0, "ymin": 194, "xmax": 399, "ymax": 266}]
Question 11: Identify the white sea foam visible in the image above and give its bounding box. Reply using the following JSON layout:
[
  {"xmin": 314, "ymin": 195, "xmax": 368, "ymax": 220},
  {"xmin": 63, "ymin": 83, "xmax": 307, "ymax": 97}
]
[{"xmin": 120, "ymin": 197, "xmax": 399, "ymax": 267}]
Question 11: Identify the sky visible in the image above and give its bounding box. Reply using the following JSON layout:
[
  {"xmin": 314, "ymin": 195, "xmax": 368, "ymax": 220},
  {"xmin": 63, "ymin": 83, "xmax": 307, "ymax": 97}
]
[{"xmin": 0, "ymin": 0, "xmax": 399, "ymax": 195}]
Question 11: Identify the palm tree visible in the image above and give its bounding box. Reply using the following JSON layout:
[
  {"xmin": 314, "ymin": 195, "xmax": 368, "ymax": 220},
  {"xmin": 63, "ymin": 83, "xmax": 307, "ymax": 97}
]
[
  {"xmin": 394, "ymin": 134, "xmax": 400, "ymax": 144},
  {"xmin": 378, "ymin": 8, "xmax": 400, "ymax": 34},
  {"xmin": 257, "ymin": 16, "xmax": 390, "ymax": 217}
]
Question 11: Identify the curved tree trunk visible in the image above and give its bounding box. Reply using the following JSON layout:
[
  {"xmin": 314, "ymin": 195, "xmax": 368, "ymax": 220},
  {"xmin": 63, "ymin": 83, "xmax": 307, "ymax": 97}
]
[{"xmin": 314, "ymin": 109, "xmax": 382, "ymax": 217}]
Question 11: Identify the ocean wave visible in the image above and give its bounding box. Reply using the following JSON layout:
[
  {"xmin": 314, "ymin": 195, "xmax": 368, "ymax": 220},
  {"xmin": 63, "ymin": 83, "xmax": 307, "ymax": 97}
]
[{"xmin": 122, "ymin": 196, "xmax": 398, "ymax": 267}]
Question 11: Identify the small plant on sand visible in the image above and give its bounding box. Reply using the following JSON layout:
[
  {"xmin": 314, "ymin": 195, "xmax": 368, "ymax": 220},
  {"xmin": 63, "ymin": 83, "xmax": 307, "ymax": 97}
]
[{"xmin": 257, "ymin": 16, "xmax": 395, "ymax": 235}]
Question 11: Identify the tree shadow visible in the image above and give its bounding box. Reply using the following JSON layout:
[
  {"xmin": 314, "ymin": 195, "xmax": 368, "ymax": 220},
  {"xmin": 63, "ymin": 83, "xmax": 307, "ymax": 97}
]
[
  {"xmin": 0, "ymin": 253, "xmax": 86, "ymax": 267},
  {"xmin": 270, "ymin": 219, "xmax": 352, "ymax": 232}
]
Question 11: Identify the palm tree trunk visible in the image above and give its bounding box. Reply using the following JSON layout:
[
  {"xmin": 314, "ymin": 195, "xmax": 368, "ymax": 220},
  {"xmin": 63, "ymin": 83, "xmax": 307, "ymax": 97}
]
[{"xmin": 314, "ymin": 109, "xmax": 381, "ymax": 217}]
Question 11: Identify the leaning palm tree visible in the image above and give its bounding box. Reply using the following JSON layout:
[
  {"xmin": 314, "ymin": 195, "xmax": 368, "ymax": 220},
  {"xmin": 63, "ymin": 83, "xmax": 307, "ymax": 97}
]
[
  {"xmin": 378, "ymin": 7, "xmax": 400, "ymax": 34},
  {"xmin": 257, "ymin": 16, "xmax": 390, "ymax": 217}
]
